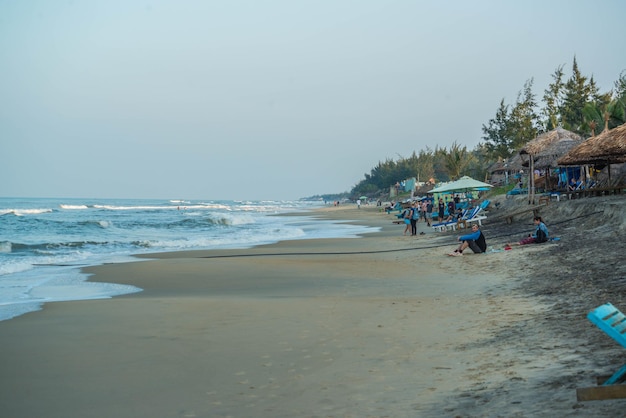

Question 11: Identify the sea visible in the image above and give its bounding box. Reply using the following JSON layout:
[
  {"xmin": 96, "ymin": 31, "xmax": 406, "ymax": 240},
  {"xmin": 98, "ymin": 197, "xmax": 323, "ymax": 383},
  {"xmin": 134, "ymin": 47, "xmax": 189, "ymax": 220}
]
[{"xmin": 0, "ymin": 197, "xmax": 377, "ymax": 322}]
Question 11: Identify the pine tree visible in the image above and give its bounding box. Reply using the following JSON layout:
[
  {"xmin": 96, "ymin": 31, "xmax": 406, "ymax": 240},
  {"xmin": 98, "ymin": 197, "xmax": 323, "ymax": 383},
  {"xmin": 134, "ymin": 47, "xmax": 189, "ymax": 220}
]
[
  {"xmin": 560, "ymin": 57, "xmax": 594, "ymax": 134},
  {"xmin": 481, "ymin": 99, "xmax": 513, "ymax": 160},
  {"xmin": 508, "ymin": 78, "xmax": 540, "ymax": 150},
  {"xmin": 542, "ymin": 65, "xmax": 565, "ymax": 130}
]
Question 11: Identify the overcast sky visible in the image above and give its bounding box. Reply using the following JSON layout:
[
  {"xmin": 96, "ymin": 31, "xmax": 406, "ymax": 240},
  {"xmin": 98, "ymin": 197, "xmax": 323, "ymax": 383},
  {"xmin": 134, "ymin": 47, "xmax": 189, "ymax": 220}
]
[{"xmin": 2, "ymin": 0, "xmax": 625, "ymax": 201}]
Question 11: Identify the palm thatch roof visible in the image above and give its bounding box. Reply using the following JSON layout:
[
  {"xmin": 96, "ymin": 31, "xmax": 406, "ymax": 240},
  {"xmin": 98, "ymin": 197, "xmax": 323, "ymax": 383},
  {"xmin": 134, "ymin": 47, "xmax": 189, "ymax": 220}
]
[
  {"xmin": 533, "ymin": 136, "xmax": 585, "ymax": 168},
  {"xmin": 520, "ymin": 127, "xmax": 583, "ymax": 156},
  {"xmin": 557, "ymin": 123, "xmax": 626, "ymax": 166}
]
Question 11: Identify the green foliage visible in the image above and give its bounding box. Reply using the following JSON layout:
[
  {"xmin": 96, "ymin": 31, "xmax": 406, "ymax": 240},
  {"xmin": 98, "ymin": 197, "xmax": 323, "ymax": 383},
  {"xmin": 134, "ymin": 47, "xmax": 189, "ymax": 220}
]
[
  {"xmin": 541, "ymin": 65, "xmax": 565, "ymax": 131},
  {"xmin": 437, "ymin": 141, "xmax": 475, "ymax": 180},
  {"xmin": 481, "ymin": 79, "xmax": 540, "ymax": 160},
  {"xmin": 561, "ymin": 57, "xmax": 598, "ymax": 134},
  {"xmin": 481, "ymin": 99, "xmax": 513, "ymax": 160},
  {"xmin": 348, "ymin": 58, "xmax": 626, "ymax": 199},
  {"xmin": 485, "ymin": 183, "xmax": 516, "ymax": 197},
  {"xmin": 508, "ymin": 79, "xmax": 540, "ymax": 149}
]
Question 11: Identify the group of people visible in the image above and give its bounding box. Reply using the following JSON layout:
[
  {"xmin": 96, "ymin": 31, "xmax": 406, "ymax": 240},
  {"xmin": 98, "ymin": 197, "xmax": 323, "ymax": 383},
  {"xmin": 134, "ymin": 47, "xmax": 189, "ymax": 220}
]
[
  {"xmin": 399, "ymin": 200, "xmax": 432, "ymax": 235},
  {"xmin": 392, "ymin": 198, "xmax": 551, "ymax": 256},
  {"xmin": 448, "ymin": 215, "xmax": 549, "ymax": 256},
  {"xmin": 437, "ymin": 197, "xmax": 458, "ymax": 223}
]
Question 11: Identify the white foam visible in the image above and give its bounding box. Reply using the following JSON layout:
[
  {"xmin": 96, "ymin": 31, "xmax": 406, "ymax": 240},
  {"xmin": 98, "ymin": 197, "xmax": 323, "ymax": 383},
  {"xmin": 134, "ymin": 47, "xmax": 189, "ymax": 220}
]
[
  {"xmin": 0, "ymin": 264, "xmax": 142, "ymax": 322},
  {"xmin": 0, "ymin": 208, "xmax": 53, "ymax": 216},
  {"xmin": 59, "ymin": 204, "xmax": 89, "ymax": 210},
  {"xmin": 0, "ymin": 241, "xmax": 11, "ymax": 253}
]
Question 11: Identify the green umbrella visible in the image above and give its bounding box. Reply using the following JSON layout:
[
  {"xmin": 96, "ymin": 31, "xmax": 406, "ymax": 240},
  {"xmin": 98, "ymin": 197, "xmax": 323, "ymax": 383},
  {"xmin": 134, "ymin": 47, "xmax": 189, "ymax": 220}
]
[{"xmin": 430, "ymin": 176, "xmax": 493, "ymax": 193}]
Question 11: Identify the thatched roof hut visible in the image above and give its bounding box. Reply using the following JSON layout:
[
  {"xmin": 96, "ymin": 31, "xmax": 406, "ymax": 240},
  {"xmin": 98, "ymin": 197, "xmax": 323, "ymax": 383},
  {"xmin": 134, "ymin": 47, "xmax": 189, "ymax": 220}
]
[
  {"xmin": 520, "ymin": 127, "xmax": 583, "ymax": 157},
  {"xmin": 557, "ymin": 123, "xmax": 626, "ymax": 166},
  {"xmin": 519, "ymin": 127, "xmax": 582, "ymax": 202},
  {"xmin": 533, "ymin": 136, "xmax": 585, "ymax": 169}
]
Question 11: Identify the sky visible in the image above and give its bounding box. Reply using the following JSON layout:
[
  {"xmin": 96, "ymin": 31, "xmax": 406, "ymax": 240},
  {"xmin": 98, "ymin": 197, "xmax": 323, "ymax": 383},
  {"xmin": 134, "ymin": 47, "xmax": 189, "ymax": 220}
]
[{"xmin": 1, "ymin": 0, "xmax": 625, "ymax": 201}]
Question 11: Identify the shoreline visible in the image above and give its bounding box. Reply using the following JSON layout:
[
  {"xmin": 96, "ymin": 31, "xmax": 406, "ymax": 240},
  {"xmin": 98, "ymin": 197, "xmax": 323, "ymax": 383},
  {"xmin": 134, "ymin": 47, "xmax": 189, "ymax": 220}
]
[{"xmin": 0, "ymin": 199, "xmax": 624, "ymax": 417}]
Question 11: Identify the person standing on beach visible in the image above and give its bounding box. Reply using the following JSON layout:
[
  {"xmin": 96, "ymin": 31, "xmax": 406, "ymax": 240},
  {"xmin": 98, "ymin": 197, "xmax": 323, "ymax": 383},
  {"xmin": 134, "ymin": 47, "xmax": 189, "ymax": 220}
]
[
  {"xmin": 401, "ymin": 206, "xmax": 412, "ymax": 235},
  {"xmin": 449, "ymin": 224, "xmax": 487, "ymax": 256},
  {"xmin": 420, "ymin": 200, "xmax": 430, "ymax": 226},
  {"xmin": 447, "ymin": 198, "xmax": 456, "ymax": 219},
  {"xmin": 427, "ymin": 198, "xmax": 434, "ymax": 224},
  {"xmin": 410, "ymin": 203, "xmax": 419, "ymax": 236},
  {"xmin": 357, "ymin": 199, "xmax": 361, "ymax": 209},
  {"xmin": 437, "ymin": 198, "xmax": 445, "ymax": 222}
]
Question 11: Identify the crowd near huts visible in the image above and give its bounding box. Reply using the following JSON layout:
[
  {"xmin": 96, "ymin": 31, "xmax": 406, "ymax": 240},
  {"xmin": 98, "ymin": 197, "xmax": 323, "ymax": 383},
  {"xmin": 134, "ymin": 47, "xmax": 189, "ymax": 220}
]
[
  {"xmin": 491, "ymin": 124, "xmax": 626, "ymax": 202},
  {"xmin": 381, "ymin": 123, "xmax": 625, "ymax": 221}
]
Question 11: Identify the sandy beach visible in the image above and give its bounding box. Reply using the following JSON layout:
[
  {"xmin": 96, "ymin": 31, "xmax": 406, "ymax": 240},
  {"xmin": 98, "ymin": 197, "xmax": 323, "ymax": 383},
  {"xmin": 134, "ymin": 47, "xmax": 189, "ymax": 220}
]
[{"xmin": 1, "ymin": 195, "xmax": 625, "ymax": 418}]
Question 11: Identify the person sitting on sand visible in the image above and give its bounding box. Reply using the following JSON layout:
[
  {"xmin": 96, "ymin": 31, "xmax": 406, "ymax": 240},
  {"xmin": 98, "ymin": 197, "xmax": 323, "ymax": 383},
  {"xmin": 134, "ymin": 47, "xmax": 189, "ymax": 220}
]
[
  {"xmin": 449, "ymin": 224, "xmax": 487, "ymax": 256},
  {"xmin": 507, "ymin": 216, "xmax": 549, "ymax": 247}
]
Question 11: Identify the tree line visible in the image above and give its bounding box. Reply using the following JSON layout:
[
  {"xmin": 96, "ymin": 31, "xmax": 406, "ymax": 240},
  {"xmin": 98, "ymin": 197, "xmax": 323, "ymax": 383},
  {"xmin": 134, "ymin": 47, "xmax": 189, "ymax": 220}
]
[{"xmin": 350, "ymin": 57, "xmax": 626, "ymax": 199}]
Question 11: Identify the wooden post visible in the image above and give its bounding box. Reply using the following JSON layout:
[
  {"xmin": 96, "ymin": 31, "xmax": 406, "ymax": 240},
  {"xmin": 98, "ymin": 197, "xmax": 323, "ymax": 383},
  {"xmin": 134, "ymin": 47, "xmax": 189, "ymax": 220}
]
[{"xmin": 528, "ymin": 154, "xmax": 535, "ymax": 205}]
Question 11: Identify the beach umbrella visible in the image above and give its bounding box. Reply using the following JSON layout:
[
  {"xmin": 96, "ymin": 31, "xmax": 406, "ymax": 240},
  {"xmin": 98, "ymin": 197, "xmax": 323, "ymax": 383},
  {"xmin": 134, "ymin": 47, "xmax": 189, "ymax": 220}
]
[
  {"xmin": 429, "ymin": 176, "xmax": 493, "ymax": 193},
  {"xmin": 359, "ymin": 196, "xmax": 368, "ymax": 200}
]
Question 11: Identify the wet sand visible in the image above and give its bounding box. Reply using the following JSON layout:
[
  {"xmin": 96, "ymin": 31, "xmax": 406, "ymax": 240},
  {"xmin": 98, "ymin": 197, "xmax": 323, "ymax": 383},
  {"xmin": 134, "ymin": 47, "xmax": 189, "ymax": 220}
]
[{"xmin": 0, "ymin": 195, "xmax": 625, "ymax": 417}]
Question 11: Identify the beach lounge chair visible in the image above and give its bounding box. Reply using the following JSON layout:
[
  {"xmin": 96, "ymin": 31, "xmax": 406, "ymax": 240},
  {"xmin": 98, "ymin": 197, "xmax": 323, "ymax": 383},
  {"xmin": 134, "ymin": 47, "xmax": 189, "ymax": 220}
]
[
  {"xmin": 432, "ymin": 207, "xmax": 487, "ymax": 232},
  {"xmin": 462, "ymin": 207, "xmax": 487, "ymax": 228},
  {"xmin": 577, "ymin": 303, "xmax": 626, "ymax": 401},
  {"xmin": 385, "ymin": 201, "xmax": 403, "ymax": 214},
  {"xmin": 431, "ymin": 209, "xmax": 468, "ymax": 232}
]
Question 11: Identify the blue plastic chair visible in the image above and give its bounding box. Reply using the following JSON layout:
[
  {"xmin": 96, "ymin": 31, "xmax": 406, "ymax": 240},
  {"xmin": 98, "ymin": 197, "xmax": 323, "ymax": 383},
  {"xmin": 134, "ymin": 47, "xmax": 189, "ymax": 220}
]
[
  {"xmin": 587, "ymin": 303, "xmax": 626, "ymax": 384},
  {"xmin": 577, "ymin": 303, "xmax": 626, "ymax": 401},
  {"xmin": 588, "ymin": 303, "xmax": 626, "ymax": 385}
]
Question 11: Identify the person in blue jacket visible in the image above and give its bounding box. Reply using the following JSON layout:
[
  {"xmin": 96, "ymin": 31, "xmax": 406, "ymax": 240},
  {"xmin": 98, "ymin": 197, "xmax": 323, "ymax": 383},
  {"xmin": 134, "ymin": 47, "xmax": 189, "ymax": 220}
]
[
  {"xmin": 449, "ymin": 224, "xmax": 487, "ymax": 256},
  {"xmin": 510, "ymin": 216, "xmax": 549, "ymax": 246}
]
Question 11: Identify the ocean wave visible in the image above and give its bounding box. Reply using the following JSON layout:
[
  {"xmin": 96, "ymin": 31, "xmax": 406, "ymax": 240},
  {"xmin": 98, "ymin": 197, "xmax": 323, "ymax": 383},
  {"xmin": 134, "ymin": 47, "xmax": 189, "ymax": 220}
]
[
  {"xmin": 92, "ymin": 204, "xmax": 225, "ymax": 212},
  {"xmin": 0, "ymin": 208, "xmax": 54, "ymax": 216},
  {"xmin": 0, "ymin": 258, "xmax": 36, "ymax": 275},
  {"xmin": 77, "ymin": 220, "xmax": 112, "ymax": 229},
  {"xmin": 59, "ymin": 204, "xmax": 89, "ymax": 210},
  {"xmin": 10, "ymin": 241, "xmax": 109, "ymax": 253},
  {"xmin": 207, "ymin": 212, "xmax": 254, "ymax": 226},
  {"xmin": 92, "ymin": 204, "xmax": 177, "ymax": 211},
  {"xmin": 0, "ymin": 241, "xmax": 11, "ymax": 253},
  {"xmin": 195, "ymin": 203, "xmax": 232, "ymax": 210}
]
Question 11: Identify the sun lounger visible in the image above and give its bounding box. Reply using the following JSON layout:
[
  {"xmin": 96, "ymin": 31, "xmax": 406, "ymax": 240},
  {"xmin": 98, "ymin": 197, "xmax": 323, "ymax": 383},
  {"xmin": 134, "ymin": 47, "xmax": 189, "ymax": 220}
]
[
  {"xmin": 431, "ymin": 220, "xmax": 456, "ymax": 232},
  {"xmin": 432, "ymin": 207, "xmax": 485, "ymax": 232},
  {"xmin": 462, "ymin": 207, "xmax": 487, "ymax": 228},
  {"xmin": 431, "ymin": 209, "xmax": 468, "ymax": 232},
  {"xmin": 385, "ymin": 202, "xmax": 403, "ymax": 214},
  {"xmin": 577, "ymin": 303, "xmax": 626, "ymax": 401}
]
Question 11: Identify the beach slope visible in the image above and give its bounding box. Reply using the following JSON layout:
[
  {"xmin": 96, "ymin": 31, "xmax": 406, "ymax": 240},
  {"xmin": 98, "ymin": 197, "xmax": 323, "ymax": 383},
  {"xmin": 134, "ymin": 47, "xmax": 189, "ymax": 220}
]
[{"xmin": 0, "ymin": 198, "xmax": 625, "ymax": 417}]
